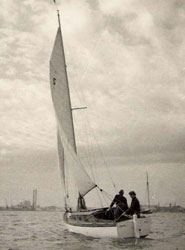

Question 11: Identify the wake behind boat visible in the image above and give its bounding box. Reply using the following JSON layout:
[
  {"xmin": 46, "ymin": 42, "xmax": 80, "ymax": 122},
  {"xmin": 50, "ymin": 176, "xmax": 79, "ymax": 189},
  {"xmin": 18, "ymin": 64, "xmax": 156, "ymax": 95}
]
[{"xmin": 49, "ymin": 7, "xmax": 151, "ymax": 239}]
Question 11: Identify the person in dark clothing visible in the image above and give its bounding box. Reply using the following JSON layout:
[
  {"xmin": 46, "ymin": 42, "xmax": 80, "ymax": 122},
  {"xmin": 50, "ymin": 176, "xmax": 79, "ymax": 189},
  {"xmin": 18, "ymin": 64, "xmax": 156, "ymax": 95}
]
[
  {"xmin": 126, "ymin": 191, "xmax": 140, "ymax": 217},
  {"xmin": 108, "ymin": 189, "xmax": 128, "ymax": 219}
]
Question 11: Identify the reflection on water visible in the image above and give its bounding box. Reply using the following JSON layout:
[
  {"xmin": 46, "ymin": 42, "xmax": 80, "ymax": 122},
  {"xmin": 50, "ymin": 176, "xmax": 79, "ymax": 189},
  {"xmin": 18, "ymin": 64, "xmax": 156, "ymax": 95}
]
[{"xmin": 0, "ymin": 211, "xmax": 185, "ymax": 250}]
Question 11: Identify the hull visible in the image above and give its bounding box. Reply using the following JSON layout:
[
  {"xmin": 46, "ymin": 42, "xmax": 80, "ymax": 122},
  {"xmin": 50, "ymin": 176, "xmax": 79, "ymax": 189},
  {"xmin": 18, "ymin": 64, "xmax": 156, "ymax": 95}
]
[
  {"xmin": 64, "ymin": 211, "xmax": 151, "ymax": 239},
  {"xmin": 66, "ymin": 223, "xmax": 118, "ymax": 238}
]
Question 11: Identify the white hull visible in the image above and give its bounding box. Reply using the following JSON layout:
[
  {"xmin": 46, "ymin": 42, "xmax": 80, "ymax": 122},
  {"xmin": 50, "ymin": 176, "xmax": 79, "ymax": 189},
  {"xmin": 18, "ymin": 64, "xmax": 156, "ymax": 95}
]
[
  {"xmin": 66, "ymin": 223, "xmax": 118, "ymax": 238},
  {"xmin": 64, "ymin": 214, "xmax": 151, "ymax": 239}
]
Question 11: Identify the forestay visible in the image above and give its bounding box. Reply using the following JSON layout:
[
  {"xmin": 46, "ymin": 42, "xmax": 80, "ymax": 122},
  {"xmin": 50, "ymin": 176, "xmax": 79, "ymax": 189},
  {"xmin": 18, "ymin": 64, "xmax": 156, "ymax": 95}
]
[{"xmin": 50, "ymin": 27, "xmax": 96, "ymax": 198}]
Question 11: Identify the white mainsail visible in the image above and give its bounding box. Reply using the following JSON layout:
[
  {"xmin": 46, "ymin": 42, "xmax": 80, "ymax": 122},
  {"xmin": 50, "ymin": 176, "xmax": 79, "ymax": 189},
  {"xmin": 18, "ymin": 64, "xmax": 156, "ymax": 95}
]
[
  {"xmin": 50, "ymin": 27, "xmax": 96, "ymax": 200},
  {"xmin": 50, "ymin": 28, "xmax": 76, "ymax": 151}
]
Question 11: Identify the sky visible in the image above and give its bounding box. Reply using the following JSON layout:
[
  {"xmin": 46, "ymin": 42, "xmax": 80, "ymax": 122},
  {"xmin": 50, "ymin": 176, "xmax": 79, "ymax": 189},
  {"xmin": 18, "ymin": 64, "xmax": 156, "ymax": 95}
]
[{"xmin": 0, "ymin": 0, "xmax": 185, "ymax": 208}]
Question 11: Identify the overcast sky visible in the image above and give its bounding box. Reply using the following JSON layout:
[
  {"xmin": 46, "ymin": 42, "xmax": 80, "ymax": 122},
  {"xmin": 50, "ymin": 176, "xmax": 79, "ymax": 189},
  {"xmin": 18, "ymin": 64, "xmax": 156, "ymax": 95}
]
[{"xmin": 1, "ymin": 0, "xmax": 185, "ymax": 208}]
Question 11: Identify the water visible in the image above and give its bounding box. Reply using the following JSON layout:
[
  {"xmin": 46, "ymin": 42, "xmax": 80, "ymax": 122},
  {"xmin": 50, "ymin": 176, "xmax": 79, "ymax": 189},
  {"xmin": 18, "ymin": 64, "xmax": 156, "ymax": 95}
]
[{"xmin": 0, "ymin": 211, "xmax": 185, "ymax": 250}]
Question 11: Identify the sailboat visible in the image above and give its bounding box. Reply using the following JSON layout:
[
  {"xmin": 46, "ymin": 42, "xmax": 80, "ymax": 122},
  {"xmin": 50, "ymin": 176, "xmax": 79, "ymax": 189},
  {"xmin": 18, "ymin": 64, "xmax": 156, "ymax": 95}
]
[
  {"xmin": 141, "ymin": 172, "xmax": 152, "ymax": 214},
  {"xmin": 49, "ymin": 9, "xmax": 151, "ymax": 239}
]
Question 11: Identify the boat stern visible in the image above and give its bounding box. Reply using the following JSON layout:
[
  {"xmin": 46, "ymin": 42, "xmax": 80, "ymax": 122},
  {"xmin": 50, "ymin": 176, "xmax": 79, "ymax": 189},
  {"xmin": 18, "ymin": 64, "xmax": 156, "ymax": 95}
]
[{"xmin": 117, "ymin": 216, "xmax": 151, "ymax": 238}]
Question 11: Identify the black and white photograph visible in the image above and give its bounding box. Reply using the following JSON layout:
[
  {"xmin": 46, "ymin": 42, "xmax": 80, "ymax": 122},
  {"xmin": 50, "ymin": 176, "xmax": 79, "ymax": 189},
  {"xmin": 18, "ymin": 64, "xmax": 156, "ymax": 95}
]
[{"xmin": 1, "ymin": 0, "xmax": 185, "ymax": 249}]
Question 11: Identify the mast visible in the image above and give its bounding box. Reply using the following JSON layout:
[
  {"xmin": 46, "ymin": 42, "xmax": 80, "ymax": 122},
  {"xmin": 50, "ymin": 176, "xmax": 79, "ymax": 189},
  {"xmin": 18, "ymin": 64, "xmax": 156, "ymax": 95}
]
[
  {"xmin": 146, "ymin": 171, "xmax": 150, "ymax": 209},
  {"xmin": 56, "ymin": 9, "xmax": 77, "ymax": 153},
  {"xmin": 57, "ymin": 10, "xmax": 61, "ymax": 29},
  {"xmin": 50, "ymin": 5, "xmax": 97, "ymax": 206}
]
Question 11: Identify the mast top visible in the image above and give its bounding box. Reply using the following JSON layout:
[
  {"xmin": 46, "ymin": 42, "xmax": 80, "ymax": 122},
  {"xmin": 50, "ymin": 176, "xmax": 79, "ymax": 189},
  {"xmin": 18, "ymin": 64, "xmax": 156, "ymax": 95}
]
[
  {"xmin": 53, "ymin": 0, "xmax": 61, "ymax": 28},
  {"xmin": 57, "ymin": 9, "xmax": 61, "ymax": 29}
]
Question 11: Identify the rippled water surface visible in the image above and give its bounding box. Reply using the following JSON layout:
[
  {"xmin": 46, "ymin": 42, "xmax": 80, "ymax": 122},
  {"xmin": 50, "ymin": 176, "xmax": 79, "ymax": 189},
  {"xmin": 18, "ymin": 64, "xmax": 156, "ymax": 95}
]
[{"xmin": 0, "ymin": 211, "xmax": 185, "ymax": 250}]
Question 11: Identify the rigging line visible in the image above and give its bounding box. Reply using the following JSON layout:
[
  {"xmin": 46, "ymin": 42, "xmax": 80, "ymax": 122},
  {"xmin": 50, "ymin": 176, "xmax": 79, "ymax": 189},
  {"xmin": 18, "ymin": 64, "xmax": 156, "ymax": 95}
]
[
  {"xmin": 81, "ymin": 136, "xmax": 104, "ymax": 207},
  {"xmin": 97, "ymin": 188, "xmax": 104, "ymax": 208},
  {"xmin": 67, "ymin": 75, "xmax": 117, "ymax": 192},
  {"xmin": 56, "ymin": 117, "xmax": 85, "ymax": 170},
  {"xmin": 51, "ymin": 7, "xmax": 116, "ymax": 192},
  {"xmin": 82, "ymin": 119, "xmax": 100, "ymax": 183},
  {"xmin": 70, "ymin": 77, "xmax": 117, "ymax": 191},
  {"xmin": 85, "ymin": 121, "xmax": 98, "ymax": 174},
  {"xmin": 86, "ymin": 118, "xmax": 117, "ymax": 191},
  {"xmin": 78, "ymin": 119, "xmax": 96, "ymax": 178},
  {"xmin": 91, "ymin": 176, "xmax": 104, "ymax": 207},
  {"xmin": 99, "ymin": 188, "xmax": 112, "ymax": 207},
  {"xmin": 61, "ymin": 12, "xmax": 114, "ymax": 108},
  {"xmin": 58, "ymin": 125, "xmax": 97, "ymax": 194},
  {"xmin": 68, "ymin": 76, "xmax": 101, "ymax": 189},
  {"xmin": 73, "ymin": 84, "xmax": 117, "ymax": 192},
  {"xmin": 88, "ymin": 141, "xmax": 103, "ymax": 191},
  {"xmin": 58, "ymin": 130, "xmax": 91, "ymax": 179},
  {"xmin": 53, "ymin": 0, "xmax": 114, "ymax": 101},
  {"xmin": 98, "ymin": 187, "xmax": 113, "ymax": 207},
  {"xmin": 76, "ymin": 125, "xmax": 101, "ymax": 206},
  {"xmin": 51, "ymin": 69, "xmax": 97, "ymax": 197},
  {"xmin": 81, "ymin": 127, "xmax": 102, "ymax": 189},
  {"xmin": 79, "ymin": 13, "xmax": 113, "ymax": 90},
  {"xmin": 98, "ymin": 187, "xmax": 114, "ymax": 202},
  {"xmin": 50, "ymin": 63, "xmax": 85, "ymax": 125},
  {"xmin": 52, "ymin": 23, "xmax": 115, "ymax": 191},
  {"xmin": 87, "ymin": 147, "xmax": 105, "ymax": 208},
  {"xmin": 73, "ymin": 116, "xmax": 96, "ymax": 183},
  {"xmin": 100, "ymin": 191, "xmax": 109, "ymax": 207},
  {"xmin": 67, "ymin": 17, "xmax": 117, "ymax": 191},
  {"xmin": 75, "ymin": 131, "xmax": 103, "ymax": 207}
]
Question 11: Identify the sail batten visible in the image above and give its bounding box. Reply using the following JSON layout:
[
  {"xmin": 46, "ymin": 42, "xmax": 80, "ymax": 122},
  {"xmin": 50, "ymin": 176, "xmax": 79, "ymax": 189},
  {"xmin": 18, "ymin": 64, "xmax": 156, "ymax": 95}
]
[{"xmin": 50, "ymin": 26, "xmax": 96, "ymax": 201}]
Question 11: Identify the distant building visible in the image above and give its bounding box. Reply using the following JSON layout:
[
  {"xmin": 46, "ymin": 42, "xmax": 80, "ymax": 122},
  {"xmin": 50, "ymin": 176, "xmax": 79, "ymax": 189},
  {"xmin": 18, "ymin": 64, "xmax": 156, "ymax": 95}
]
[{"xmin": 18, "ymin": 200, "xmax": 31, "ymax": 208}]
